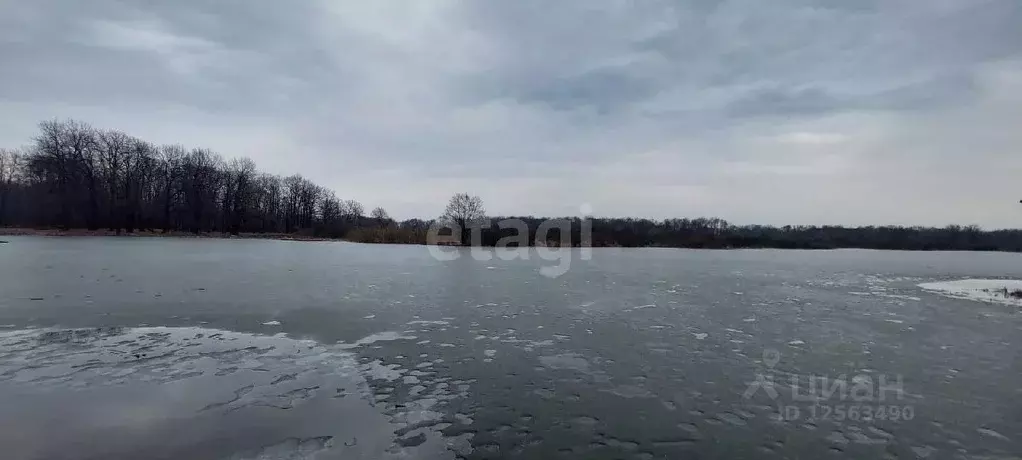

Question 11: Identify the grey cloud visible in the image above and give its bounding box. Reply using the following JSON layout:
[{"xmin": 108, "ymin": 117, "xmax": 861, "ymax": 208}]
[
  {"xmin": 516, "ymin": 69, "xmax": 658, "ymax": 113},
  {"xmin": 1, "ymin": 0, "xmax": 1021, "ymax": 226},
  {"xmin": 0, "ymin": 0, "xmax": 341, "ymax": 115},
  {"xmin": 724, "ymin": 72, "xmax": 978, "ymax": 118},
  {"xmin": 476, "ymin": 0, "xmax": 1022, "ymax": 119},
  {"xmin": 863, "ymin": 73, "xmax": 977, "ymax": 112},
  {"xmin": 725, "ymin": 86, "xmax": 844, "ymax": 118}
]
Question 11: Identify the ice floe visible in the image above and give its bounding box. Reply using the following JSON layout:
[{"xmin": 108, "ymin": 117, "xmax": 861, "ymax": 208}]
[
  {"xmin": 336, "ymin": 331, "xmax": 418, "ymax": 350},
  {"xmin": 918, "ymin": 279, "xmax": 1022, "ymax": 307}
]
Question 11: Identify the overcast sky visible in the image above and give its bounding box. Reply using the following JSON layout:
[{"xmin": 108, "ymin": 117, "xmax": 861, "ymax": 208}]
[{"xmin": 1, "ymin": 1, "xmax": 1020, "ymax": 228}]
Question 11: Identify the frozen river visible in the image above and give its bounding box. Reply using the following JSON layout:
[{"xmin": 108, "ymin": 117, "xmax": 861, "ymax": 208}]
[{"xmin": 1, "ymin": 236, "xmax": 1020, "ymax": 459}]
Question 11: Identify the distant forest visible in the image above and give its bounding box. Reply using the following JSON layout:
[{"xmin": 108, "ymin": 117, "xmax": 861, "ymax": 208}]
[{"xmin": 1, "ymin": 119, "xmax": 1020, "ymax": 252}]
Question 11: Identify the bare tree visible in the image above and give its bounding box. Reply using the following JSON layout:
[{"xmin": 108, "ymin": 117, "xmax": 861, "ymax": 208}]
[
  {"xmin": 442, "ymin": 193, "xmax": 485, "ymax": 245},
  {"xmin": 0, "ymin": 148, "xmax": 23, "ymax": 225},
  {"xmin": 256, "ymin": 174, "xmax": 283, "ymax": 232},
  {"xmin": 98, "ymin": 130, "xmax": 132, "ymax": 232},
  {"xmin": 298, "ymin": 179, "xmax": 321, "ymax": 229},
  {"xmin": 342, "ymin": 199, "xmax": 364, "ymax": 219},
  {"xmin": 370, "ymin": 206, "xmax": 391, "ymax": 225},
  {"xmin": 319, "ymin": 190, "xmax": 342, "ymax": 225},
  {"xmin": 64, "ymin": 120, "xmax": 101, "ymax": 229},
  {"xmin": 181, "ymin": 148, "xmax": 223, "ymax": 234},
  {"xmin": 156, "ymin": 145, "xmax": 185, "ymax": 232},
  {"xmin": 223, "ymin": 157, "xmax": 257, "ymax": 234},
  {"xmin": 124, "ymin": 137, "xmax": 156, "ymax": 232},
  {"xmin": 280, "ymin": 174, "xmax": 321, "ymax": 231},
  {"xmin": 281, "ymin": 174, "xmax": 302, "ymax": 232},
  {"xmin": 33, "ymin": 119, "xmax": 99, "ymax": 228}
]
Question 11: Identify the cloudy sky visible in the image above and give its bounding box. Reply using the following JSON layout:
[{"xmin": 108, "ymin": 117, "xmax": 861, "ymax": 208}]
[{"xmin": 2, "ymin": 1, "xmax": 1021, "ymax": 228}]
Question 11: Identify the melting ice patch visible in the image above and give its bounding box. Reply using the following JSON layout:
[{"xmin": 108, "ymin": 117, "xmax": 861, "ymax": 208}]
[
  {"xmin": 538, "ymin": 353, "xmax": 593, "ymax": 373},
  {"xmin": 976, "ymin": 428, "xmax": 1011, "ymax": 441},
  {"xmin": 918, "ymin": 279, "xmax": 1022, "ymax": 307},
  {"xmin": 407, "ymin": 320, "xmax": 451, "ymax": 326},
  {"xmin": 337, "ymin": 331, "xmax": 418, "ymax": 349},
  {"xmin": 0, "ymin": 327, "xmax": 467, "ymax": 460}
]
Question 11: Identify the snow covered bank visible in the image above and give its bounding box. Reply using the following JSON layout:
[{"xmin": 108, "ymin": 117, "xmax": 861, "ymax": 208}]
[{"xmin": 918, "ymin": 279, "xmax": 1022, "ymax": 307}]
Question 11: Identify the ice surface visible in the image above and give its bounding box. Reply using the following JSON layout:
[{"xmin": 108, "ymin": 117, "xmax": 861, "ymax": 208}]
[
  {"xmin": 0, "ymin": 327, "xmax": 468, "ymax": 460},
  {"xmin": 337, "ymin": 331, "xmax": 418, "ymax": 349},
  {"xmin": 918, "ymin": 279, "xmax": 1022, "ymax": 307}
]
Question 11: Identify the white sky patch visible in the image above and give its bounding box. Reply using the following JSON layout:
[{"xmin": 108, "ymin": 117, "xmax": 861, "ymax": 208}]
[
  {"xmin": 773, "ymin": 131, "xmax": 847, "ymax": 146},
  {"xmin": 85, "ymin": 19, "xmax": 211, "ymax": 52},
  {"xmin": 82, "ymin": 19, "xmax": 228, "ymax": 76},
  {"xmin": 718, "ymin": 154, "xmax": 849, "ymax": 177}
]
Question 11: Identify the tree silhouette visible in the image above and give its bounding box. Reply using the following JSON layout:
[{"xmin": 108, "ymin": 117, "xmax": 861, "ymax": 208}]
[
  {"xmin": 2, "ymin": 118, "xmax": 1021, "ymax": 252},
  {"xmin": 442, "ymin": 193, "xmax": 485, "ymax": 245},
  {"xmin": 370, "ymin": 207, "xmax": 390, "ymax": 222}
]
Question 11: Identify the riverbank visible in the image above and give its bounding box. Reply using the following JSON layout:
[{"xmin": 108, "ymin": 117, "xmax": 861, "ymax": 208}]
[
  {"xmin": 0, "ymin": 227, "xmax": 337, "ymax": 242},
  {"xmin": 4, "ymin": 227, "xmax": 1022, "ymax": 252},
  {"xmin": 0, "ymin": 228, "xmax": 661, "ymax": 248}
]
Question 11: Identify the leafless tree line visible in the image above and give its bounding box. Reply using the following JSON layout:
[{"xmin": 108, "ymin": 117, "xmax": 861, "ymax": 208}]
[
  {"xmin": 0, "ymin": 119, "xmax": 382, "ymax": 236},
  {"xmin": 2, "ymin": 119, "xmax": 1019, "ymax": 251}
]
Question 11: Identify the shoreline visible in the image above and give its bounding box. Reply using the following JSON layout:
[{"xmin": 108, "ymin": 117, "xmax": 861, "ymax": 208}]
[
  {"xmin": 0, "ymin": 227, "xmax": 338, "ymax": 242},
  {"xmin": 3, "ymin": 227, "xmax": 1021, "ymax": 253}
]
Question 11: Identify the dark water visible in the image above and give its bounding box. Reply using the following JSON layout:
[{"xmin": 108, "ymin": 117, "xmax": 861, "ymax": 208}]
[{"xmin": 1, "ymin": 236, "xmax": 1020, "ymax": 459}]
